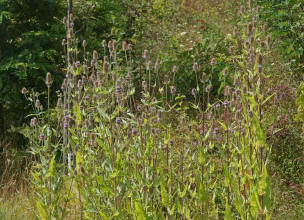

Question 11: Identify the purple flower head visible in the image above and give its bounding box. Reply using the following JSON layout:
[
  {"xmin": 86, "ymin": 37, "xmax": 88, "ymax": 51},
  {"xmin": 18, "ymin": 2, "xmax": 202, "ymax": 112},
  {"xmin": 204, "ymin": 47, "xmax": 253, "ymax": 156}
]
[
  {"xmin": 132, "ymin": 128, "xmax": 137, "ymax": 135},
  {"xmin": 30, "ymin": 117, "xmax": 37, "ymax": 127},
  {"xmin": 205, "ymin": 85, "xmax": 211, "ymax": 93},
  {"xmin": 40, "ymin": 134, "xmax": 45, "ymax": 141},
  {"xmin": 74, "ymin": 61, "xmax": 81, "ymax": 68},
  {"xmin": 116, "ymin": 86, "xmax": 122, "ymax": 93},
  {"xmin": 64, "ymin": 122, "xmax": 69, "ymax": 128},
  {"xmin": 200, "ymin": 129, "xmax": 207, "ymax": 136},
  {"xmin": 115, "ymin": 118, "xmax": 122, "ymax": 124},
  {"xmin": 216, "ymin": 103, "xmax": 221, "ymax": 109},
  {"xmin": 84, "ymin": 95, "xmax": 90, "ymax": 101},
  {"xmin": 137, "ymin": 105, "xmax": 142, "ymax": 111},
  {"xmin": 191, "ymin": 88, "xmax": 197, "ymax": 96},
  {"xmin": 223, "ymin": 100, "xmax": 229, "ymax": 107}
]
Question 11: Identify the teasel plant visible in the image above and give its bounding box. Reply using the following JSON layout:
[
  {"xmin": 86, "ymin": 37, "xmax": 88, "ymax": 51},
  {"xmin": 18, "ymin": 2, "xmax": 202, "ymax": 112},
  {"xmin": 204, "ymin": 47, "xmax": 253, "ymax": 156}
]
[{"xmin": 22, "ymin": 0, "xmax": 276, "ymax": 219}]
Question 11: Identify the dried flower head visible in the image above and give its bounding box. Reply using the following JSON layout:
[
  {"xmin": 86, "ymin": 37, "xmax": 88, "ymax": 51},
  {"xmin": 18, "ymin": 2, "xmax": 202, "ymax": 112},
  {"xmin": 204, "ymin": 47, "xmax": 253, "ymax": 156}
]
[
  {"xmin": 122, "ymin": 41, "xmax": 127, "ymax": 51},
  {"xmin": 193, "ymin": 62, "xmax": 198, "ymax": 72},
  {"xmin": 82, "ymin": 40, "xmax": 87, "ymax": 48},
  {"xmin": 142, "ymin": 50, "xmax": 149, "ymax": 59},
  {"xmin": 45, "ymin": 72, "xmax": 52, "ymax": 87},
  {"xmin": 62, "ymin": 39, "xmax": 66, "ymax": 46},
  {"xmin": 102, "ymin": 40, "xmax": 107, "ymax": 47},
  {"xmin": 103, "ymin": 61, "xmax": 109, "ymax": 73},
  {"xmin": 93, "ymin": 50, "xmax": 98, "ymax": 60},
  {"xmin": 30, "ymin": 117, "xmax": 37, "ymax": 127},
  {"xmin": 170, "ymin": 86, "xmax": 176, "ymax": 94},
  {"xmin": 57, "ymin": 97, "xmax": 62, "ymax": 108},
  {"xmin": 154, "ymin": 58, "xmax": 160, "ymax": 71},
  {"xmin": 21, "ymin": 87, "xmax": 28, "ymax": 95},
  {"xmin": 172, "ymin": 65, "xmax": 178, "ymax": 73}
]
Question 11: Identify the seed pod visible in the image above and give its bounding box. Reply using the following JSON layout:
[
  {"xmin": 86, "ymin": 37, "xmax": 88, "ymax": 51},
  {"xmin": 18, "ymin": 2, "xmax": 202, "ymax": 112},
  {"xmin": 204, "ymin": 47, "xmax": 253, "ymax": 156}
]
[
  {"xmin": 103, "ymin": 61, "xmax": 109, "ymax": 73},
  {"xmin": 62, "ymin": 39, "xmax": 66, "ymax": 46},
  {"xmin": 154, "ymin": 58, "xmax": 160, "ymax": 71},
  {"xmin": 82, "ymin": 40, "xmax": 87, "ymax": 48},
  {"xmin": 127, "ymin": 43, "xmax": 132, "ymax": 51},
  {"xmin": 266, "ymin": 35, "xmax": 271, "ymax": 48},
  {"xmin": 93, "ymin": 50, "xmax": 98, "ymax": 60},
  {"xmin": 57, "ymin": 97, "xmax": 62, "ymax": 108},
  {"xmin": 258, "ymin": 54, "xmax": 263, "ymax": 65},
  {"xmin": 83, "ymin": 64, "xmax": 88, "ymax": 75},
  {"xmin": 193, "ymin": 62, "xmax": 198, "ymax": 72},
  {"xmin": 249, "ymin": 0, "xmax": 253, "ymax": 9},
  {"xmin": 45, "ymin": 72, "xmax": 52, "ymax": 87},
  {"xmin": 21, "ymin": 87, "xmax": 28, "ymax": 94},
  {"xmin": 248, "ymin": 22, "xmax": 253, "ymax": 36},
  {"xmin": 108, "ymin": 40, "xmax": 112, "ymax": 49},
  {"xmin": 61, "ymin": 79, "xmax": 67, "ymax": 90},
  {"xmin": 170, "ymin": 86, "xmax": 176, "ymax": 94},
  {"xmin": 122, "ymin": 41, "xmax": 127, "ymax": 51},
  {"xmin": 142, "ymin": 50, "xmax": 149, "ymax": 59},
  {"xmin": 102, "ymin": 40, "xmax": 106, "ymax": 47},
  {"xmin": 172, "ymin": 65, "xmax": 178, "ymax": 73},
  {"xmin": 146, "ymin": 61, "xmax": 152, "ymax": 71}
]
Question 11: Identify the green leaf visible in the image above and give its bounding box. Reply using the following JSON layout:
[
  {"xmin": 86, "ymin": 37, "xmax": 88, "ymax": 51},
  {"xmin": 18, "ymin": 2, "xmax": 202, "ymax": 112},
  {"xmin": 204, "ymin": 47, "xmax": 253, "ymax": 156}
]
[
  {"xmin": 36, "ymin": 201, "xmax": 49, "ymax": 220},
  {"xmin": 134, "ymin": 201, "xmax": 147, "ymax": 220}
]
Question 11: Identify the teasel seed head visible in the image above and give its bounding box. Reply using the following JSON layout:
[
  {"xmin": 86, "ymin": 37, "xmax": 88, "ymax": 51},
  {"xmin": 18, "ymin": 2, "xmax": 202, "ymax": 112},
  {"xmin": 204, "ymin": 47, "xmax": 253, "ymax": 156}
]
[
  {"xmin": 266, "ymin": 35, "xmax": 271, "ymax": 48},
  {"xmin": 68, "ymin": 28, "xmax": 73, "ymax": 38},
  {"xmin": 210, "ymin": 58, "xmax": 216, "ymax": 66},
  {"xmin": 222, "ymin": 68, "xmax": 228, "ymax": 77},
  {"xmin": 248, "ymin": 22, "xmax": 253, "ymax": 36},
  {"xmin": 83, "ymin": 64, "xmax": 88, "ymax": 75},
  {"xmin": 122, "ymin": 41, "xmax": 127, "ymax": 51},
  {"xmin": 172, "ymin": 65, "xmax": 178, "ymax": 73},
  {"xmin": 229, "ymin": 46, "xmax": 234, "ymax": 54},
  {"xmin": 193, "ymin": 62, "xmax": 198, "ymax": 72},
  {"xmin": 163, "ymin": 74, "xmax": 169, "ymax": 84},
  {"xmin": 224, "ymin": 85, "xmax": 231, "ymax": 96},
  {"xmin": 62, "ymin": 39, "xmax": 66, "ymax": 46},
  {"xmin": 21, "ymin": 87, "xmax": 28, "ymax": 95},
  {"xmin": 125, "ymin": 71, "xmax": 131, "ymax": 81},
  {"xmin": 191, "ymin": 88, "xmax": 197, "ymax": 96},
  {"xmin": 30, "ymin": 117, "xmax": 37, "ymax": 127},
  {"xmin": 102, "ymin": 40, "xmax": 106, "ymax": 47},
  {"xmin": 93, "ymin": 50, "xmax": 98, "ymax": 60},
  {"xmin": 170, "ymin": 86, "xmax": 176, "ymax": 94},
  {"xmin": 239, "ymin": 5, "xmax": 244, "ymax": 16},
  {"xmin": 61, "ymin": 79, "xmax": 67, "ymax": 90},
  {"xmin": 57, "ymin": 97, "xmax": 62, "ymax": 108},
  {"xmin": 205, "ymin": 85, "xmax": 211, "ymax": 93},
  {"xmin": 112, "ymin": 40, "xmax": 118, "ymax": 50},
  {"xmin": 103, "ymin": 61, "xmax": 109, "ymax": 73},
  {"xmin": 257, "ymin": 53, "xmax": 263, "ymax": 65},
  {"xmin": 45, "ymin": 72, "xmax": 52, "ymax": 87},
  {"xmin": 142, "ymin": 50, "xmax": 149, "ymax": 59},
  {"xmin": 127, "ymin": 43, "xmax": 132, "ymax": 51},
  {"xmin": 249, "ymin": 0, "xmax": 253, "ymax": 9},
  {"xmin": 154, "ymin": 58, "xmax": 160, "ymax": 71},
  {"xmin": 263, "ymin": 24, "xmax": 267, "ymax": 32},
  {"xmin": 146, "ymin": 60, "xmax": 152, "ymax": 71},
  {"xmin": 201, "ymin": 72, "xmax": 207, "ymax": 83},
  {"xmin": 142, "ymin": 80, "xmax": 147, "ymax": 91},
  {"xmin": 35, "ymin": 99, "xmax": 41, "ymax": 109},
  {"xmin": 82, "ymin": 40, "xmax": 87, "ymax": 48},
  {"xmin": 108, "ymin": 40, "xmax": 112, "ymax": 49},
  {"xmin": 258, "ymin": 64, "xmax": 262, "ymax": 74},
  {"xmin": 261, "ymin": 41, "xmax": 265, "ymax": 48}
]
